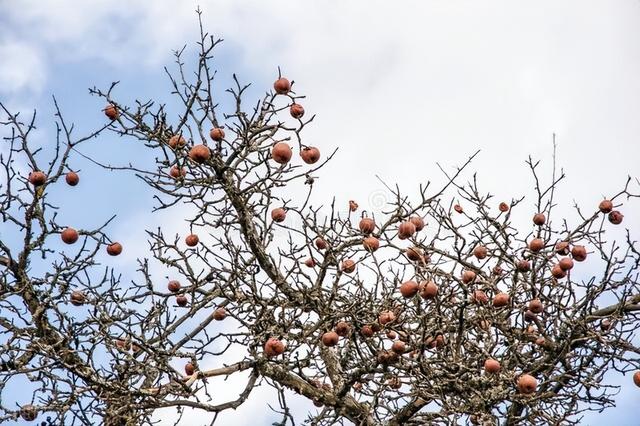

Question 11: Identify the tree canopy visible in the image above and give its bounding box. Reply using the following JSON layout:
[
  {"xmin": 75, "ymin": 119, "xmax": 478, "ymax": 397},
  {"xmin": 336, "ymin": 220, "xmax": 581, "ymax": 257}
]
[{"xmin": 1, "ymin": 18, "xmax": 639, "ymax": 426}]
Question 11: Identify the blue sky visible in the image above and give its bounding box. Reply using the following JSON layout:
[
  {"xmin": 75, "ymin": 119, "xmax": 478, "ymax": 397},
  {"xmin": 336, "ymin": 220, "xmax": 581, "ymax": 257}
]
[{"xmin": 1, "ymin": 1, "xmax": 640, "ymax": 424}]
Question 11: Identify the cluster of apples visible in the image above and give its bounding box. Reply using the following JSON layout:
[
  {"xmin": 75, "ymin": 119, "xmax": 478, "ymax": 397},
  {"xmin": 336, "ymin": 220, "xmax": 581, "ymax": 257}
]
[
  {"xmin": 297, "ymin": 210, "xmax": 429, "ymax": 280},
  {"xmin": 105, "ymin": 102, "xmax": 217, "ymax": 180},
  {"xmin": 28, "ymin": 159, "xmax": 123, "ymax": 308},
  {"xmin": 270, "ymin": 77, "xmax": 321, "ymax": 168},
  {"xmin": 159, "ymin": 234, "xmax": 201, "ymax": 307},
  {"xmin": 166, "ymin": 132, "xmax": 213, "ymax": 165},
  {"xmin": 449, "ymin": 198, "xmax": 624, "ymax": 292},
  {"xmin": 586, "ymin": 200, "xmax": 640, "ymax": 388},
  {"xmin": 421, "ymin": 199, "xmax": 627, "ymax": 392},
  {"xmin": 285, "ymin": 198, "xmax": 629, "ymax": 393},
  {"xmin": 320, "ymin": 321, "xmax": 351, "ymax": 347},
  {"xmin": 28, "ymin": 169, "xmax": 80, "ymax": 188},
  {"xmin": 519, "ymin": 199, "xmax": 622, "ymax": 281},
  {"xmin": 107, "ymin": 102, "xmax": 213, "ymax": 167},
  {"xmin": 478, "ymin": 359, "xmax": 537, "ymax": 395},
  {"xmin": 312, "ymin": 308, "xmax": 480, "ymax": 393},
  {"xmin": 167, "ymin": 280, "xmax": 189, "ymax": 307},
  {"xmin": 597, "ymin": 199, "xmax": 624, "ymax": 224}
]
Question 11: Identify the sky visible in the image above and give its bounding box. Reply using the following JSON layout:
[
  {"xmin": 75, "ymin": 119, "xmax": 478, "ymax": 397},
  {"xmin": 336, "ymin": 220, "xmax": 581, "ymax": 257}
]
[{"xmin": 1, "ymin": 0, "xmax": 640, "ymax": 425}]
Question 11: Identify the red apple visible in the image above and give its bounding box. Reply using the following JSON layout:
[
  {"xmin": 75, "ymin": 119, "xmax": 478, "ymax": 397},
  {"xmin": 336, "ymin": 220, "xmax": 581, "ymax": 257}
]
[
  {"xmin": 176, "ymin": 295, "xmax": 188, "ymax": 307},
  {"xmin": 378, "ymin": 311, "xmax": 396, "ymax": 325},
  {"xmin": 341, "ymin": 259, "xmax": 356, "ymax": 273},
  {"xmin": 28, "ymin": 171, "xmax": 47, "ymax": 186},
  {"xmin": 363, "ymin": 236, "xmax": 380, "ymax": 252},
  {"xmin": 558, "ymin": 257, "xmax": 574, "ymax": 271},
  {"xmin": 462, "ymin": 270, "xmax": 476, "ymax": 284},
  {"xmin": 517, "ymin": 374, "xmax": 537, "ymax": 394},
  {"xmin": 608, "ymin": 210, "xmax": 623, "ymax": 225},
  {"xmin": 209, "ymin": 127, "xmax": 225, "ymax": 141},
  {"xmin": 271, "ymin": 207, "xmax": 286, "ymax": 222},
  {"xmin": 185, "ymin": 234, "xmax": 199, "ymax": 247},
  {"xmin": 335, "ymin": 321, "xmax": 351, "ymax": 337},
  {"xmin": 399, "ymin": 280, "xmax": 419, "ymax": 298},
  {"xmin": 321, "ymin": 331, "xmax": 339, "ymax": 346},
  {"xmin": 473, "ymin": 245, "xmax": 488, "ymax": 260},
  {"xmin": 359, "ymin": 217, "xmax": 375, "ymax": 234},
  {"xmin": 20, "ymin": 405, "xmax": 37, "ymax": 421},
  {"xmin": 599, "ymin": 199, "xmax": 613, "ymax": 213},
  {"xmin": 529, "ymin": 238, "xmax": 544, "ymax": 252},
  {"xmin": 273, "ymin": 77, "xmax": 291, "ymax": 94},
  {"xmin": 484, "ymin": 358, "xmax": 501, "ymax": 374},
  {"xmin": 300, "ymin": 147, "xmax": 320, "ymax": 164},
  {"xmin": 272, "ymin": 142, "xmax": 292, "ymax": 164},
  {"xmin": 492, "ymin": 292, "xmax": 510, "ymax": 308},
  {"xmin": 213, "ymin": 307, "xmax": 227, "ymax": 321},
  {"xmin": 185, "ymin": 362, "xmax": 195, "ymax": 376},
  {"xmin": 65, "ymin": 171, "xmax": 79, "ymax": 186},
  {"xmin": 420, "ymin": 281, "xmax": 438, "ymax": 299},
  {"xmin": 555, "ymin": 241, "xmax": 570, "ymax": 255},
  {"xmin": 529, "ymin": 299, "xmax": 543, "ymax": 314},
  {"xmin": 168, "ymin": 280, "xmax": 181, "ymax": 293},
  {"xmin": 104, "ymin": 104, "xmax": 118, "ymax": 120},
  {"xmin": 290, "ymin": 103, "xmax": 305, "ymax": 118},
  {"xmin": 169, "ymin": 166, "xmax": 186, "ymax": 178},
  {"xmin": 61, "ymin": 228, "xmax": 79, "ymax": 244},
  {"xmin": 409, "ymin": 216, "xmax": 425, "ymax": 231},
  {"xmin": 168, "ymin": 135, "xmax": 186, "ymax": 149},
  {"xmin": 377, "ymin": 350, "xmax": 399, "ymax": 365},
  {"xmin": 70, "ymin": 290, "xmax": 86, "ymax": 306},
  {"xmin": 315, "ymin": 237, "xmax": 328, "ymax": 250},
  {"xmin": 551, "ymin": 264, "xmax": 566, "ymax": 279},
  {"xmin": 398, "ymin": 221, "xmax": 416, "ymax": 240},
  {"xmin": 533, "ymin": 213, "xmax": 546, "ymax": 226},
  {"xmin": 571, "ymin": 245, "xmax": 587, "ymax": 261},
  {"xmin": 405, "ymin": 246, "xmax": 423, "ymax": 262},
  {"xmin": 361, "ymin": 325, "xmax": 374, "ymax": 337},
  {"xmin": 391, "ymin": 340, "xmax": 406, "ymax": 354},
  {"xmin": 516, "ymin": 259, "xmax": 531, "ymax": 272},
  {"xmin": 264, "ymin": 337, "xmax": 285, "ymax": 357},
  {"xmin": 189, "ymin": 145, "xmax": 211, "ymax": 163},
  {"xmin": 472, "ymin": 290, "xmax": 489, "ymax": 304},
  {"xmin": 106, "ymin": 242, "xmax": 122, "ymax": 256},
  {"xmin": 524, "ymin": 310, "xmax": 537, "ymax": 322}
]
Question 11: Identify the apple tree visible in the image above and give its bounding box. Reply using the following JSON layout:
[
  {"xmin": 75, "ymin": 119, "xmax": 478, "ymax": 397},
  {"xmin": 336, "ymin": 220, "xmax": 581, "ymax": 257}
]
[{"xmin": 1, "ymin": 17, "xmax": 640, "ymax": 426}]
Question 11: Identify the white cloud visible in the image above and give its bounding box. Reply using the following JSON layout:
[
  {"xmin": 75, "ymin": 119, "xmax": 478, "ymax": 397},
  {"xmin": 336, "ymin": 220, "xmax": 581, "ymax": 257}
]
[
  {"xmin": 0, "ymin": 39, "xmax": 46, "ymax": 95},
  {"xmin": 0, "ymin": 0, "xmax": 203, "ymax": 99}
]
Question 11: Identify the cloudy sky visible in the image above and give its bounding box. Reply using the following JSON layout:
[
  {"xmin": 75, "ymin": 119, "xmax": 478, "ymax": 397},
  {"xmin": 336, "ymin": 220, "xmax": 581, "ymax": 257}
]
[{"xmin": 1, "ymin": 1, "xmax": 639, "ymax": 425}]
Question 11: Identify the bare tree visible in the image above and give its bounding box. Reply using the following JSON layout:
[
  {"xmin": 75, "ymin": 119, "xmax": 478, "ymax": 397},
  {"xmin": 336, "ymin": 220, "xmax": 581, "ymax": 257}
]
[{"xmin": 1, "ymin": 13, "xmax": 639, "ymax": 426}]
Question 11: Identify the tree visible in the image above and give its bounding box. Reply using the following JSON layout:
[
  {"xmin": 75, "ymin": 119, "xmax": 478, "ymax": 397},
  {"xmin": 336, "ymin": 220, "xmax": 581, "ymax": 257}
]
[{"xmin": 1, "ymin": 16, "xmax": 639, "ymax": 426}]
